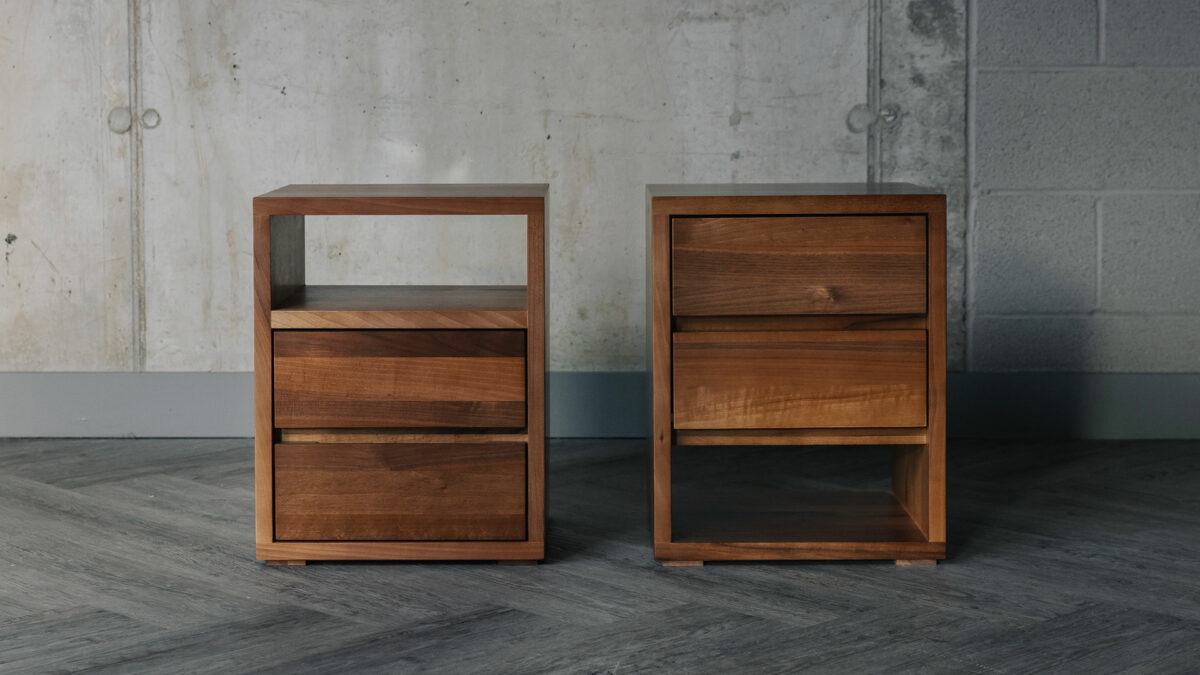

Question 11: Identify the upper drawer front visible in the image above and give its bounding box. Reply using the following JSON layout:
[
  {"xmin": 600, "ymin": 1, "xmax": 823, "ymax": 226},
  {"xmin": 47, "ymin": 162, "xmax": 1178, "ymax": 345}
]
[
  {"xmin": 274, "ymin": 442, "xmax": 526, "ymax": 541},
  {"xmin": 671, "ymin": 216, "xmax": 927, "ymax": 315},
  {"xmin": 274, "ymin": 330, "xmax": 525, "ymax": 428},
  {"xmin": 673, "ymin": 330, "xmax": 927, "ymax": 429}
]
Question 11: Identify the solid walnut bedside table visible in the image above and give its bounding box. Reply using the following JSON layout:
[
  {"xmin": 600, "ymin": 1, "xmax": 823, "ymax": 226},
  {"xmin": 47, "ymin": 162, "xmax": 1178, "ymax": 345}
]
[
  {"xmin": 647, "ymin": 184, "xmax": 946, "ymax": 565},
  {"xmin": 253, "ymin": 185, "xmax": 547, "ymax": 565}
]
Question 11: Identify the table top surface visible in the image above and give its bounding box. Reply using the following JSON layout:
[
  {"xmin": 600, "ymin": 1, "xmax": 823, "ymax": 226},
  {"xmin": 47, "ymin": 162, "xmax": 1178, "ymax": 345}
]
[
  {"xmin": 256, "ymin": 183, "xmax": 941, "ymax": 200},
  {"xmin": 255, "ymin": 184, "xmax": 550, "ymax": 200},
  {"xmin": 647, "ymin": 183, "xmax": 941, "ymax": 197}
]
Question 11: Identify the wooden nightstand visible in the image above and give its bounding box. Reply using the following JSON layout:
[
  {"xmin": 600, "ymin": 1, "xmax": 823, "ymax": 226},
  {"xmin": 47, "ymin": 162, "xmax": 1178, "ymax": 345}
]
[
  {"xmin": 253, "ymin": 185, "xmax": 546, "ymax": 564},
  {"xmin": 647, "ymin": 184, "xmax": 946, "ymax": 565}
]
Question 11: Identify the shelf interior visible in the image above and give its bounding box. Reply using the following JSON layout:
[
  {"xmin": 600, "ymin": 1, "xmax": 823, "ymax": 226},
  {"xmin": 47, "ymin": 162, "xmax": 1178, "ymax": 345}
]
[
  {"xmin": 670, "ymin": 444, "xmax": 926, "ymax": 544},
  {"xmin": 271, "ymin": 285, "xmax": 527, "ymax": 329},
  {"xmin": 672, "ymin": 488, "xmax": 927, "ymax": 543}
]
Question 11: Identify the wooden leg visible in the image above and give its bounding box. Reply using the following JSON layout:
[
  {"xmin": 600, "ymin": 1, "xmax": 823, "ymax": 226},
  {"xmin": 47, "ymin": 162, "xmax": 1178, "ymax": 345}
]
[
  {"xmin": 266, "ymin": 560, "xmax": 307, "ymax": 566},
  {"xmin": 662, "ymin": 560, "xmax": 704, "ymax": 567},
  {"xmin": 498, "ymin": 560, "xmax": 538, "ymax": 566},
  {"xmin": 895, "ymin": 559, "xmax": 937, "ymax": 567}
]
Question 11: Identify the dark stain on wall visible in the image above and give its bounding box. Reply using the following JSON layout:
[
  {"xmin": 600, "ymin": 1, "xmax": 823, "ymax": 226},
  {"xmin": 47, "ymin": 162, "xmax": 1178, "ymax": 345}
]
[{"xmin": 907, "ymin": 0, "xmax": 961, "ymax": 49}]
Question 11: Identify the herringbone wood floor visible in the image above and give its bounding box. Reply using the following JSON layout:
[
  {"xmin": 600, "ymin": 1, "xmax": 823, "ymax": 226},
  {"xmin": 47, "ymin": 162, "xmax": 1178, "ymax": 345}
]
[{"xmin": 1, "ymin": 438, "xmax": 1197, "ymax": 673}]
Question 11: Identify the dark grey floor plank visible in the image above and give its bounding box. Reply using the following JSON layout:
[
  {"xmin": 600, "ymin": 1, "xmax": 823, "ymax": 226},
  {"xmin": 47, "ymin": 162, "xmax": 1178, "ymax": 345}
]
[
  {"xmin": 396, "ymin": 603, "xmax": 794, "ymax": 674},
  {"xmin": 247, "ymin": 606, "xmax": 561, "ymax": 675},
  {"xmin": 0, "ymin": 474, "xmax": 446, "ymax": 630},
  {"xmin": 0, "ymin": 438, "xmax": 249, "ymax": 489},
  {"xmin": 56, "ymin": 607, "xmax": 390, "ymax": 674},
  {"xmin": 0, "ymin": 607, "xmax": 154, "ymax": 670},
  {"xmin": 936, "ymin": 603, "xmax": 1200, "ymax": 674},
  {"xmin": 0, "ymin": 438, "xmax": 1199, "ymax": 672}
]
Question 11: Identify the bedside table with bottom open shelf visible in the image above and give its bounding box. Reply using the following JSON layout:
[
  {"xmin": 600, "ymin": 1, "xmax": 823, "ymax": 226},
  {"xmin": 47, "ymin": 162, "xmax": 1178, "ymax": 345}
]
[{"xmin": 647, "ymin": 184, "xmax": 947, "ymax": 566}]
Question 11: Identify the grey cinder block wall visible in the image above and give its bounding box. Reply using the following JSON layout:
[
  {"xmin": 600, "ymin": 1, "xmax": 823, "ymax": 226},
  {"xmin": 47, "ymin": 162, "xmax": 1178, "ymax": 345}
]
[
  {"xmin": 972, "ymin": 0, "xmax": 1200, "ymax": 372},
  {"xmin": 954, "ymin": 0, "xmax": 1200, "ymax": 437},
  {"xmin": 1, "ymin": 0, "xmax": 1197, "ymax": 437}
]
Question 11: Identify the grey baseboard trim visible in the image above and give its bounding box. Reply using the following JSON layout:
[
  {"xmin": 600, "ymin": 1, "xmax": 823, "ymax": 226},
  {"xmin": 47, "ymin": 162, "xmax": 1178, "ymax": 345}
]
[
  {"xmin": 948, "ymin": 372, "xmax": 1200, "ymax": 440},
  {"xmin": 1, "ymin": 371, "xmax": 1197, "ymax": 439},
  {"xmin": 548, "ymin": 371, "xmax": 648, "ymax": 438},
  {"xmin": 0, "ymin": 372, "xmax": 254, "ymax": 438}
]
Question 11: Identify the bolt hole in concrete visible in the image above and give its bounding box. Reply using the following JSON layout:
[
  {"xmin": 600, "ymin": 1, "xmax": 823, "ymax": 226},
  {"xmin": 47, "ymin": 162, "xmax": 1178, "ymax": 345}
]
[
  {"xmin": 846, "ymin": 104, "xmax": 875, "ymax": 133},
  {"xmin": 107, "ymin": 107, "xmax": 132, "ymax": 133}
]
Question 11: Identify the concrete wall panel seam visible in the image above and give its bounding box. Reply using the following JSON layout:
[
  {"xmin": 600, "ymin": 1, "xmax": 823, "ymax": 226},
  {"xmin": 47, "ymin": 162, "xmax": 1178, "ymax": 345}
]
[
  {"xmin": 867, "ymin": 0, "xmax": 882, "ymax": 183},
  {"xmin": 1094, "ymin": 197, "xmax": 1103, "ymax": 309},
  {"xmin": 880, "ymin": 0, "xmax": 968, "ymax": 370},
  {"xmin": 965, "ymin": 0, "xmax": 979, "ymax": 370},
  {"xmin": 127, "ymin": 0, "xmax": 146, "ymax": 371}
]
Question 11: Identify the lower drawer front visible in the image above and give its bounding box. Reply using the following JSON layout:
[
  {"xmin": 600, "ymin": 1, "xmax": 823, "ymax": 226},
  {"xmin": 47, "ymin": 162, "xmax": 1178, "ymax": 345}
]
[
  {"xmin": 673, "ymin": 331, "xmax": 927, "ymax": 429},
  {"xmin": 273, "ymin": 330, "xmax": 525, "ymax": 428},
  {"xmin": 274, "ymin": 443, "xmax": 527, "ymax": 541}
]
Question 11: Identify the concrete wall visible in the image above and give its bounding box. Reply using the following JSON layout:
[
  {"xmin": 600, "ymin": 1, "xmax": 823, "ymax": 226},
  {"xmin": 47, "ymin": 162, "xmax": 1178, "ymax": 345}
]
[
  {"xmin": 881, "ymin": 0, "xmax": 968, "ymax": 370},
  {"xmin": 970, "ymin": 0, "xmax": 1200, "ymax": 372},
  {"xmin": 3, "ymin": 0, "xmax": 873, "ymax": 375},
  {"xmin": 0, "ymin": 2, "xmax": 132, "ymax": 370},
  {"xmin": 13, "ymin": 0, "xmax": 1200, "ymax": 438}
]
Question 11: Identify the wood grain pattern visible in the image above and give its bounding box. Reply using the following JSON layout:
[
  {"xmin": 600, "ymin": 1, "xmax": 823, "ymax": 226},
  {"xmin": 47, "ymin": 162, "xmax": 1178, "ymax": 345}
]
[
  {"xmin": 274, "ymin": 401, "xmax": 526, "ymax": 430},
  {"xmin": 279, "ymin": 429, "xmax": 529, "ymax": 444},
  {"xmin": 672, "ymin": 216, "xmax": 926, "ymax": 316},
  {"xmin": 674, "ymin": 315, "xmax": 926, "ymax": 332},
  {"xmin": 675, "ymin": 428, "xmax": 928, "ymax": 446},
  {"xmin": 271, "ymin": 285, "xmax": 528, "ymax": 329},
  {"xmin": 254, "ymin": 184, "xmax": 547, "ymax": 561},
  {"xmin": 672, "ymin": 331, "xmax": 927, "ymax": 429},
  {"xmin": 525, "ymin": 207, "xmax": 547, "ymax": 551},
  {"xmin": 253, "ymin": 212, "xmax": 274, "ymax": 551},
  {"xmin": 672, "ymin": 490, "xmax": 930, "ymax": 545},
  {"xmin": 269, "ymin": 215, "xmax": 306, "ymax": 306},
  {"xmin": 649, "ymin": 210, "xmax": 673, "ymax": 549},
  {"xmin": 274, "ymin": 329, "xmax": 525, "ymax": 358},
  {"xmin": 256, "ymin": 540, "xmax": 545, "ymax": 561},
  {"xmin": 648, "ymin": 188, "xmax": 945, "ymax": 220},
  {"xmin": 893, "ymin": 444, "xmax": 931, "ymax": 538},
  {"xmin": 655, "ymin": 540, "xmax": 946, "ymax": 561},
  {"xmin": 253, "ymin": 184, "xmax": 545, "ymax": 217},
  {"xmin": 925, "ymin": 195, "xmax": 948, "ymax": 544},
  {"xmin": 647, "ymin": 183, "xmax": 939, "ymax": 198},
  {"xmin": 253, "ymin": 212, "xmax": 304, "ymax": 550},
  {"xmin": 273, "ymin": 330, "xmax": 525, "ymax": 429},
  {"xmin": 650, "ymin": 187, "xmax": 946, "ymax": 562},
  {"xmin": 274, "ymin": 443, "xmax": 526, "ymax": 541},
  {"xmin": 257, "ymin": 183, "xmax": 549, "ymax": 199}
]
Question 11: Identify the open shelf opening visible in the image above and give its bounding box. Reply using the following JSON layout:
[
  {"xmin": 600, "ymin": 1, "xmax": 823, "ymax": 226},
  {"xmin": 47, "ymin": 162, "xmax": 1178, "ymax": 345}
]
[
  {"xmin": 671, "ymin": 445, "xmax": 927, "ymax": 544},
  {"xmin": 305, "ymin": 215, "xmax": 527, "ymax": 287},
  {"xmin": 268, "ymin": 215, "xmax": 532, "ymax": 329}
]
